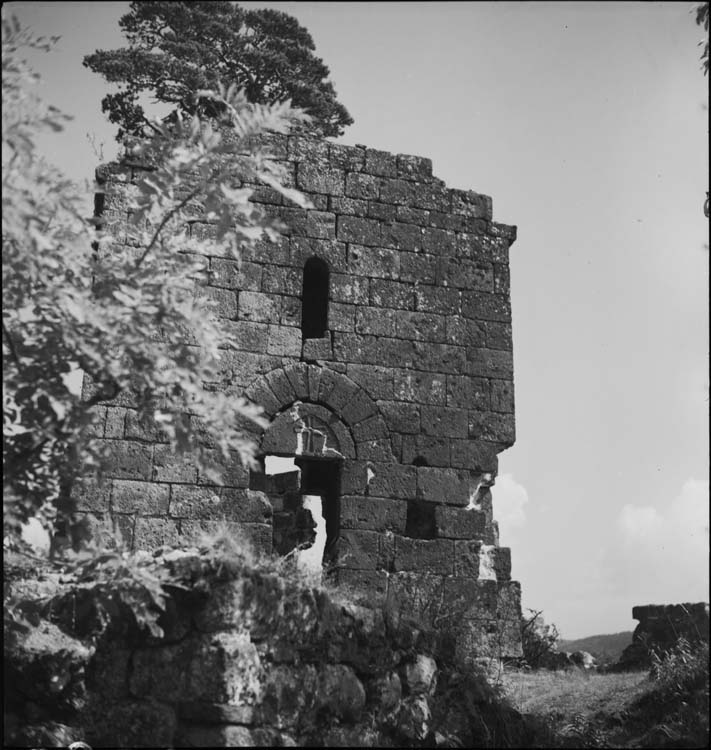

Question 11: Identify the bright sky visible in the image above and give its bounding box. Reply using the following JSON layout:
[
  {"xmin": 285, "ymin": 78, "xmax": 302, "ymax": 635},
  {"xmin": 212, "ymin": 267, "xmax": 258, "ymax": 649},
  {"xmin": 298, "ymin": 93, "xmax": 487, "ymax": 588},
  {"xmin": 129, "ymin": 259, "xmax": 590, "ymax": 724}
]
[{"xmin": 7, "ymin": 1, "xmax": 708, "ymax": 639}]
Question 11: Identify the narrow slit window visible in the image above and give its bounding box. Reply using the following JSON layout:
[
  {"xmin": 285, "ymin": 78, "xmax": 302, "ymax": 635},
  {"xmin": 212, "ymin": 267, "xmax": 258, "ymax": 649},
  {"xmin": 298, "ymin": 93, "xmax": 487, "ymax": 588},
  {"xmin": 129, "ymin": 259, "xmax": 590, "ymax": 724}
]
[{"xmin": 301, "ymin": 257, "xmax": 329, "ymax": 339}]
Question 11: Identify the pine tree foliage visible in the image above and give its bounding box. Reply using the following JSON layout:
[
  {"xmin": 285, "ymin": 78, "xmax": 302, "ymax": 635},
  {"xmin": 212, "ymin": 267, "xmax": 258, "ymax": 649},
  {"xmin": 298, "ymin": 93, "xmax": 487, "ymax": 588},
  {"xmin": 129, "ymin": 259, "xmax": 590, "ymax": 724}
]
[
  {"xmin": 83, "ymin": 1, "xmax": 353, "ymax": 140},
  {"xmin": 2, "ymin": 16, "xmax": 309, "ymax": 550}
]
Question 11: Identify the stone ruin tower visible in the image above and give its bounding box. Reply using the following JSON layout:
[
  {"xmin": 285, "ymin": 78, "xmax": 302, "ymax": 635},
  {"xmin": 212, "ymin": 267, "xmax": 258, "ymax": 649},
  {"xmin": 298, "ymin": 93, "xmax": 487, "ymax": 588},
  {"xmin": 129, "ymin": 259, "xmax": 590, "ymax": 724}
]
[{"xmin": 84, "ymin": 134, "xmax": 522, "ymax": 659}]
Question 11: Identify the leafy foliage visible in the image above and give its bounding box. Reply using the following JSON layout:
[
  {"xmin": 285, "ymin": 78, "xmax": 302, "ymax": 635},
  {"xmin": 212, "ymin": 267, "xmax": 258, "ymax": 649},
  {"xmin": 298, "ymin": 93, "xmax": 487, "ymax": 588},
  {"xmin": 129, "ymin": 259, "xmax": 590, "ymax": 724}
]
[
  {"xmin": 695, "ymin": 2, "xmax": 709, "ymax": 76},
  {"xmin": 84, "ymin": 1, "xmax": 353, "ymax": 140},
  {"xmin": 521, "ymin": 609, "xmax": 560, "ymax": 668},
  {"xmin": 2, "ymin": 16, "xmax": 309, "ymax": 551}
]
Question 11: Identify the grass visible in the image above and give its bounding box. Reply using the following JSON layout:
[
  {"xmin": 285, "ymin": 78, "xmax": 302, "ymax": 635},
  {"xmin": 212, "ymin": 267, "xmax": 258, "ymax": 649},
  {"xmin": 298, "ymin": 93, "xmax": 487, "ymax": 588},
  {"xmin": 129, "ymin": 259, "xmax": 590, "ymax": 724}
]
[{"xmin": 499, "ymin": 652, "xmax": 709, "ymax": 749}]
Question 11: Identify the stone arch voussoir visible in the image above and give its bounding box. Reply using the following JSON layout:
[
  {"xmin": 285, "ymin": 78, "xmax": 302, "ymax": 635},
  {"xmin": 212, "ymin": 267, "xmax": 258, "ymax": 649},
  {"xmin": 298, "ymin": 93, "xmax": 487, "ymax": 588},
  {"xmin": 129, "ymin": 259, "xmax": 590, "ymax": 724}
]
[{"xmin": 244, "ymin": 363, "xmax": 395, "ymax": 462}]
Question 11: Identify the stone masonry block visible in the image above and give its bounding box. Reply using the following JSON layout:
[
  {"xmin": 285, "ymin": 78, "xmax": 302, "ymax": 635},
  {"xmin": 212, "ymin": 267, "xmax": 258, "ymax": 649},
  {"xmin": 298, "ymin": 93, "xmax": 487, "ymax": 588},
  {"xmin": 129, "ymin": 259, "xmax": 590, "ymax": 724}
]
[
  {"xmin": 367, "ymin": 200, "xmax": 397, "ymax": 222},
  {"xmin": 356, "ymin": 437, "xmax": 395, "ymax": 462},
  {"xmin": 421, "ymin": 227, "xmax": 456, "ymax": 255},
  {"xmin": 267, "ymin": 325, "xmax": 301, "ymax": 357},
  {"xmin": 329, "ymin": 302, "xmax": 356, "ymax": 332},
  {"xmin": 468, "ymin": 412, "xmax": 515, "ymax": 445},
  {"xmin": 153, "ymin": 446, "xmax": 198, "ymax": 483},
  {"xmin": 296, "ymin": 162, "xmax": 345, "ymax": 195},
  {"xmin": 104, "ymin": 407, "xmax": 126, "ymax": 439},
  {"xmin": 435, "ymin": 506, "xmax": 488, "ymax": 540},
  {"xmin": 133, "ymin": 517, "xmax": 180, "ymax": 551},
  {"xmin": 467, "ymin": 348, "xmax": 514, "ymax": 379},
  {"xmin": 264, "ymin": 368, "xmax": 298, "ymax": 407},
  {"xmin": 462, "ymin": 292, "xmax": 511, "ymax": 322},
  {"xmin": 125, "ymin": 410, "xmax": 167, "ymax": 443},
  {"xmin": 446, "ymin": 316, "xmax": 486, "ymax": 348},
  {"xmin": 412, "ymin": 342, "xmax": 467, "ymax": 375},
  {"xmin": 399, "ymin": 252, "xmax": 436, "ymax": 284},
  {"xmin": 450, "ymin": 189, "xmax": 493, "ymax": 220},
  {"xmin": 340, "ymin": 495, "xmax": 407, "ymax": 533},
  {"xmin": 393, "ymin": 310, "xmax": 446, "ymax": 343},
  {"xmin": 337, "ymin": 529, "xmax": 394, "ymax": 570},
  {"xmin": 393, "ymin": 370, "xmax": 446, "ymax": 405},
  {"xmin": 364, "ymin": 148, "xmax": 397, "ymax": 177},
  {"xmin": 450, "ymin": 440, "xmax": 498, "ymax": 474},
  {"xmin": 446, "ymin": 375, "xmax": 490, "ymax": 410},
  {"xmin": 244, "ymin": 382, "xmax": 281, "ymax": 416},
  {"xmin": 355, "ymin": 307, "xmax": 397, "ymax": 337},
  {"xmin": 101, "ymin": 440, "xmax": 153, "ymax": 481},
  {"xmin": 72, "ymin": 477, "xmax": 112, "ymax": 513},
  {"xmin": 379, "ymin": 401, "xmax": 420, "ymax": 434},
  {"xmin": 346, "ymin": 365, "xmax": 394, "ymax": 400},
  {"xmin": 302, "ymin": 335, "xmax": 333, "ymax": 361},
  {"xmin": 412, "ymin": 182, "xmax": 451, "ymax": 213},
  {"xmin": 493, "ymin": 263, "xmax": 510, "ymax": 294},
  {"xmin": 417, "ymin": 467, "xmax": 473, "ymax": 505},
  {"xmin": 170, "ymin": 486, "xmax": 272, "ymax": 524},
  {"xmin": 329, "ymin": 142, "xmax": 366, "ymax": 171},
  {"xmin": 380, "ymin": 178, "xmax": 418, "ymax": 206},
  {"xmin": 221, "ymin": 321, "xmax": 269, "ymax": 353},
  {"xmin": 112, "ymin": 480, "xmax": 170, "ymax": 515},
  {"xmin": 348, "ymin": 244, "xmax": 400, "ymax": 280},
  {"xmin": 340, "ymin": 460, "xmax": 370, "ymax": 495},
  {"xmin": 340, "ymin": 390, "xmax": 378, "ymax": 425},
  {"xmin": 366, "ymin": 462, "xmax": 416, "ymax": 499},
  {"xmin": 415, "ymin": 286, "xmax": 461, "ymax": 315},
  {"xmin": 201, "ymin": 286, "xmax": 238, "ymax": 320},
  {"xmin": 287, "ymin": 136, "xmax": 329, "ymax": 162},
  {"xmin": 454, "ymin": 540, "xmax": 482, "ymax": 577},
  {"xmin": 438, "ymin": 257, "xmax": 494, "ymax": 291},
  {"xmin": 420, "ymin": 405, "xmax": 468, "ymax": 438},
  {"xmin": 397, "ymin": 154, "xmax": 433, "ymax": 181},
  {"xmin": 284, "ymin": 362, "xmax": 310, "ymax": 400},
  {"xmin": 381, "ymin": 221, "xmax": 422, "ymax": 252},
  {"xmin": 393, "ymin": 537, "xmax": 454, "ymax": 576},
  {"xmin": 290, "ymin": 236, "xmax": 348, "ymax": 272},
  {"xmin": 261, "ymin": 265, "xmax": 301, "ymax": 296},
  {"xmin": 210, "ymin": 258, "xmax": 262, "ymax": 291},
  {"xmin": 330, "ymin": 273, "xmax": 370, "ymax": 304},
  {"xmin": 370, "ymin": 279, "xmax": 416, "ymax": 310},
  {"xmin": 337, "ymin": 216, "xmax": 381, "ymax": 246},
  {"xmin": 490, "ymin": 379, "xmax": 515, "ymax": 413},
  {"xmin": 352, "ymin": 414, "xmax": 389, "ymax": 442},
  {"xmin": 401, "ymin": 435, "xmax": 451, "ymax": 468},
  {"xmin": 238, "ymin": 291, "xmax": 278, "ymax": 323},
  {"xmin": 345, "ymin": 172, "xmax": 380, "ymax": 200},
  {"xmin": 483, "ymin": 321, "xmax": 513, "ymax": 351}
]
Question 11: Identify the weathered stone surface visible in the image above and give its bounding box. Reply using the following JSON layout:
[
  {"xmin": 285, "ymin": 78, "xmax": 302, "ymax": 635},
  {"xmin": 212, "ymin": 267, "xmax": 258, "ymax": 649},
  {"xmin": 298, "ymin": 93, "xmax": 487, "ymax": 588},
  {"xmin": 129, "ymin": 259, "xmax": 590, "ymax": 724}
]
[
  {"xmin": 403, "ymin": 654, "xmax": 438, "ymax": 696},
  {"xmin": 315, "ymin": 664, "xmax": 366, "ymax": 722},
  {"xmin": 340, "ymin": 495, "xmax": 407, "ymax": 533},
  {"xmin": 88, "ymin": 133, "xmax": 523, "ymax": 670},
  {"xmin": 393, "ymin": 537, "xmax": 454, "ymax": 575}
]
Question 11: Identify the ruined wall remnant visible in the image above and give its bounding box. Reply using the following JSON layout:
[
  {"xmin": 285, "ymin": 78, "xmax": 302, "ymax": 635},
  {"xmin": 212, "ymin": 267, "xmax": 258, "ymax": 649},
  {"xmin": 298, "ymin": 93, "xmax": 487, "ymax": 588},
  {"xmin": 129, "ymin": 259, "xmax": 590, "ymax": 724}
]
[
  {"xmin": 79, "ymin": 134, "xmax": 522, "ymax": 658},
  {"xmin": 614, "ymin": 602, "xmax": 710, "ymax": 670}
]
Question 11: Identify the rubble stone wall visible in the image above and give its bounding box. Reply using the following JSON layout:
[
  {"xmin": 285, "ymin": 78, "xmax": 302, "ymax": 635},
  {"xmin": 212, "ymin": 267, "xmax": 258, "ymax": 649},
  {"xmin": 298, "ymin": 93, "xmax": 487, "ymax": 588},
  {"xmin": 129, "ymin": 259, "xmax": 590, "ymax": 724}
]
[{"xmin": 78, "ymin": 134, "xmax": 521, "ymax": 658}]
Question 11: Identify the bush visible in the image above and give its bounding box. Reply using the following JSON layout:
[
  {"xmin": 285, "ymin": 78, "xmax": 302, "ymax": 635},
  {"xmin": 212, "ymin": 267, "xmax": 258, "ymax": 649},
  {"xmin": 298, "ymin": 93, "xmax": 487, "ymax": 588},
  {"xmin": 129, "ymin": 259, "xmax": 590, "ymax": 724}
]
[{"xmin": 521, "ymin": 609, "xmax": 560, "ymax": 669}]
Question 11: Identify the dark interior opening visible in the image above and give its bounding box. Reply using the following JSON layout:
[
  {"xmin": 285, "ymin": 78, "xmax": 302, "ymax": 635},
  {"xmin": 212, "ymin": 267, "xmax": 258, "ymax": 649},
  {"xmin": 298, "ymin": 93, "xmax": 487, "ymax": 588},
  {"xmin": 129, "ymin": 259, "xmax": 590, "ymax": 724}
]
[
  {"xmin": 295, "ymin": 457, "xmax": 340, "ymax": 565},
  {"xmin": 405, "ymin": 498, "xmax": 437, "ymax": 539},
  {"xmin": 301, "ymin": 257, "xmax": 329, "ymax": 339},
  {"xmin": 412, "ymin": 456, "xmax": 429, "ymax": 467}
]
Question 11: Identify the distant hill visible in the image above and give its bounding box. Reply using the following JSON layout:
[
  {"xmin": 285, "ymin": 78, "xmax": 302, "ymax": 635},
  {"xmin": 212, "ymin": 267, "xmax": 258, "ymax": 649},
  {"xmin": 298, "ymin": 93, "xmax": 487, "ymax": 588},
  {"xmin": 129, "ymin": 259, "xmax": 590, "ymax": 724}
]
[{"xmin": 558, "ymin": 632, "xmax": 633, "ymax": 665}]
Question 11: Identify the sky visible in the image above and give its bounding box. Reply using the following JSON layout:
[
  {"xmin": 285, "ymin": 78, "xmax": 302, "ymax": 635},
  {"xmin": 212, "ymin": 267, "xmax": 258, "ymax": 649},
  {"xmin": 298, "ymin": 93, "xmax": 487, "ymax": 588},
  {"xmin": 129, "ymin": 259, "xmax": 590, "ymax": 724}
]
[{"xmin": 6, "ymin": 1, "xmax": 708, "ymax": 639}]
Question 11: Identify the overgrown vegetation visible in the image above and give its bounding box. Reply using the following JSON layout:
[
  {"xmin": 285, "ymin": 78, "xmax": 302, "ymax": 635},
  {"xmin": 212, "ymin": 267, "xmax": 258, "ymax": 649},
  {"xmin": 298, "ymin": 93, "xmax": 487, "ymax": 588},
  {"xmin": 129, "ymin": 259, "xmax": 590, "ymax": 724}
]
[
  {"xmin": 521, "ymin": 607, "xmax": 560, "ymax": 668},
  {"xmin": 502, "ymin": 635, "xmax": 709, "ymax": 748},
  {"xmin": 2, "ymin": 15, "xmax": 308, "ymax": 552}
]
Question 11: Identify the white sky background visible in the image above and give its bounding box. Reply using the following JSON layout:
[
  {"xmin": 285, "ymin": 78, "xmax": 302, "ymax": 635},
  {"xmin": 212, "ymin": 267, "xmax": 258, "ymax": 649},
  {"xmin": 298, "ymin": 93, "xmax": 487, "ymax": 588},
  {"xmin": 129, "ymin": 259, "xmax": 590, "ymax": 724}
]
[{"xmin": 7, "ymin": 1, "xmax": 708, "ymax": 639}]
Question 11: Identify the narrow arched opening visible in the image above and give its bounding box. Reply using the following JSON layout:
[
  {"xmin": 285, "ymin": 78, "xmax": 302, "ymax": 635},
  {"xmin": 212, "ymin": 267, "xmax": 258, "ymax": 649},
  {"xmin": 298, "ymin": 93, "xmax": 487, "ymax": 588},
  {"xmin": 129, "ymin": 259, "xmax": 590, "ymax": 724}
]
[{"xmin": 301, "ymin": 257, "xmax": 329, "ymax": 339}]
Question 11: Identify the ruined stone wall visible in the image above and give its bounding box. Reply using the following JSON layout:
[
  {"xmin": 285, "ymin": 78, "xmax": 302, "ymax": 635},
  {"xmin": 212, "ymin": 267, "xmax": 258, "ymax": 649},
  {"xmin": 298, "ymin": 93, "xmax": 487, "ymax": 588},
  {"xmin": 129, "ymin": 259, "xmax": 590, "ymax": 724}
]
[
  {"xmin": 5, "ymin": 551, "xmax": 532, "ymax": 748},
  {"xmin": 78, "ymin": 134, "xmax": 521, "ymax": 657}
]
